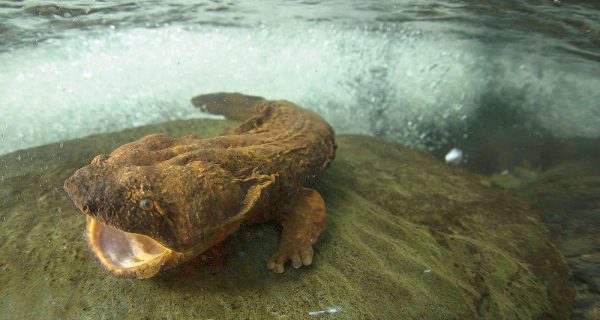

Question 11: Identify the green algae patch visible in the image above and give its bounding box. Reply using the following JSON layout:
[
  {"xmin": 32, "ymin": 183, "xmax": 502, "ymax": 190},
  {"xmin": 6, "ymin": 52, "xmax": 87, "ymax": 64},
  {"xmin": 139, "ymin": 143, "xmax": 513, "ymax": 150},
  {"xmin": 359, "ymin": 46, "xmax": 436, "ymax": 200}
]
[{"xmin": 0, "ymin": 120, "xmax": 572, "ymax": 319}]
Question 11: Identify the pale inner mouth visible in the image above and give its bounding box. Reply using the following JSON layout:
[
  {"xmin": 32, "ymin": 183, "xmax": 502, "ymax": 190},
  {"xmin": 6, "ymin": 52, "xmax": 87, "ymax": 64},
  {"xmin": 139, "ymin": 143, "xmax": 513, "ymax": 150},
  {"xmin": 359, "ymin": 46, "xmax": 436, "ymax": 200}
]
[{"xmin": 88, "ymin": 218, "xmax": 169, "ymax": 269}]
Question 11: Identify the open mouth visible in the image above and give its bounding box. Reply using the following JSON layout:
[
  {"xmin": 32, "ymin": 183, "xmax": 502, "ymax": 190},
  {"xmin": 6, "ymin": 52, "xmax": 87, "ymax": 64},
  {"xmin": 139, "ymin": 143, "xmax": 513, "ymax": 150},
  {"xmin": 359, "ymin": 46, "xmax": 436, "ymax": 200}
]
[{"xmin": 86, "ymin": 217, "xmax": 178, "ymax": 278}]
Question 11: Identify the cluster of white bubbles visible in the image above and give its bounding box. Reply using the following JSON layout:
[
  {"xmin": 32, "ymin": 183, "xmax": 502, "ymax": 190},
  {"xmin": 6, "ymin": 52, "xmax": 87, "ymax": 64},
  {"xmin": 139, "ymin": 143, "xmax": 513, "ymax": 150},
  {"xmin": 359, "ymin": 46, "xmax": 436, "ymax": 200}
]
[{"xmin": 0, "ymin": 22, "xmax": 598, "ymax": 156}]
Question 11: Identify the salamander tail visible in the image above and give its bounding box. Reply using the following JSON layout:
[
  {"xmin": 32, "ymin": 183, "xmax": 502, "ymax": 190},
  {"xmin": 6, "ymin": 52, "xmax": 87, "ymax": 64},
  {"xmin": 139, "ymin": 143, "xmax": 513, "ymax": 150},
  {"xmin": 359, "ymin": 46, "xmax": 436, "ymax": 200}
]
[{"xmin": 191, "ymin": 92, "xmax": 265, "ymax": 121}]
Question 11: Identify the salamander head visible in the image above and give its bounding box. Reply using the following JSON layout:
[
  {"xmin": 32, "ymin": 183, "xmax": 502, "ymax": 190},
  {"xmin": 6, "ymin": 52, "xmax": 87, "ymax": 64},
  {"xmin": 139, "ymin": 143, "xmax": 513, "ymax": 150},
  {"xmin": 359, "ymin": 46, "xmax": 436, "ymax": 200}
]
[{"xmin": 64, "ymin": 155, "xmax": 244, "ymax": 278}]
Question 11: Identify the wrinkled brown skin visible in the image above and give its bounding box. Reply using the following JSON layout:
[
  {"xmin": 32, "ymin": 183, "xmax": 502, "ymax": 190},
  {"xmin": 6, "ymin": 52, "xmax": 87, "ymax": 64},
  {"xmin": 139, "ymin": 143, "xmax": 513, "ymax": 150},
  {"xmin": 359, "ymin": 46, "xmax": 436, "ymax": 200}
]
[{"xmin": 63, "ymin": 93, "xmax": 336, "ymax": 278}]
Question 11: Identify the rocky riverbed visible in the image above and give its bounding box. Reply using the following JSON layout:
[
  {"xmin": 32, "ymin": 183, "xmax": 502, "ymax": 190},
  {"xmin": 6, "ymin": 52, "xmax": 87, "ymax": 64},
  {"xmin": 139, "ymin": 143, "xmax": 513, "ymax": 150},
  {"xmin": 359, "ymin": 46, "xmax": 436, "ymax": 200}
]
[{"xmin": 0, "ymin": 119, "xmax": 573, "ymax": 319}]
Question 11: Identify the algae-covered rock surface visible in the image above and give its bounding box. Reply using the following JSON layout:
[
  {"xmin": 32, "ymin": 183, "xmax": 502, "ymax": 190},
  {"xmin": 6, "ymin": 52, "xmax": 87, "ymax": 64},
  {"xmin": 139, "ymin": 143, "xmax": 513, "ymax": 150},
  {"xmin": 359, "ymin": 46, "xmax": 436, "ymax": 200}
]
[
  {"xmin": 510, "ymin": 156, "xmax": 600, "ymax": 319},
  {"xmin": 0, "ymin": 119, "xmax": 573, "ymax": 319},
  {"xmin": 479, "ymin": 136, "xmax": 600, "ymax": 319}
]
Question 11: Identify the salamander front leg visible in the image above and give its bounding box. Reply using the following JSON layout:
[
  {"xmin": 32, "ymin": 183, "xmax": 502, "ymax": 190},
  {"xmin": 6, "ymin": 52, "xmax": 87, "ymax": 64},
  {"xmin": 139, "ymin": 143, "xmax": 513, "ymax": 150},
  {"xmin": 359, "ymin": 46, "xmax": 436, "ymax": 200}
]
[{"xmin": 267, "ymin": 187, "xmax": 326, "ymax": 273}]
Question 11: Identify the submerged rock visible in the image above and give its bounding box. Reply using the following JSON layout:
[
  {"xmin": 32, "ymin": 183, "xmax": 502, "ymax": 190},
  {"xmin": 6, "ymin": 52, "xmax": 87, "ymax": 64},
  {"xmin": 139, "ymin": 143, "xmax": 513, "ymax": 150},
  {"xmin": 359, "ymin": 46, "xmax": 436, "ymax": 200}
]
[
  {"xmin": 513, "ymin": 157, "xmax": 600, "ymax": 320},
  {"xmin": 0, "ymin": 119, "xmax": 573, "ymax": 319}
]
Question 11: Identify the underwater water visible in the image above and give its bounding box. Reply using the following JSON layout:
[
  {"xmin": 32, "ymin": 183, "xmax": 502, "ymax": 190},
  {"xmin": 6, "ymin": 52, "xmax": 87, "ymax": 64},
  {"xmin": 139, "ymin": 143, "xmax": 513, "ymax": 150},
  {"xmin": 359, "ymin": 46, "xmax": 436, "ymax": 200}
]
[
  {"xmin": 1, "ymin": 1, "xmax": 599, "ymax": 319},
  {"xmin": 1, "ymin": 0, "xmax": 599, "ymax": 155}
]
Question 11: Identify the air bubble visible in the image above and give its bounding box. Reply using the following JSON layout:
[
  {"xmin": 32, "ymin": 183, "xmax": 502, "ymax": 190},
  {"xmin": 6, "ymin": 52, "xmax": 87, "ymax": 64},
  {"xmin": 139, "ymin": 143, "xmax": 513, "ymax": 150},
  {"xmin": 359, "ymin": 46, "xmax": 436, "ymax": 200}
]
[{"xmin": 445, "ymin": 148, "xmax": 463, "ymax": 165}]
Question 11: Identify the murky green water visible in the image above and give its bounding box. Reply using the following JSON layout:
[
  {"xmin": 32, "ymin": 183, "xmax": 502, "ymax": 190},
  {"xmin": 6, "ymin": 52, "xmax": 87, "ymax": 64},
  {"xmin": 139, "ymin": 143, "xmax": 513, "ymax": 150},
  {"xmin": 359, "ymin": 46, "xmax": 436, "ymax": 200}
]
[{"xmin": 0, "ymin": 1, "xmax": 599, "ymax": 319}]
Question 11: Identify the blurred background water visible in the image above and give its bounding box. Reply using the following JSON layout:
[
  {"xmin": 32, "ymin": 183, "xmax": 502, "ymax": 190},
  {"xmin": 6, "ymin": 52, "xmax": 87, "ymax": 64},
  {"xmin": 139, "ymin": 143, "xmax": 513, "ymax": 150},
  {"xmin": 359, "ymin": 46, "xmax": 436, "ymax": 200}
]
[{"xmin": 1, "ymin": 0, "xmax": 598, "ymax": 157}]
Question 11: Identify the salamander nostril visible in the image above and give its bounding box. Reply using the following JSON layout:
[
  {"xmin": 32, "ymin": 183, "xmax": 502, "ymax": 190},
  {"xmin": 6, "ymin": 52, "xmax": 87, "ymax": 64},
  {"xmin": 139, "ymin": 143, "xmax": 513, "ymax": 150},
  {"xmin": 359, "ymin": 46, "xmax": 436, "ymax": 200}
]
[{"xmin": 83, "ymin": 200, "xmax": 97, "ymax": 215}]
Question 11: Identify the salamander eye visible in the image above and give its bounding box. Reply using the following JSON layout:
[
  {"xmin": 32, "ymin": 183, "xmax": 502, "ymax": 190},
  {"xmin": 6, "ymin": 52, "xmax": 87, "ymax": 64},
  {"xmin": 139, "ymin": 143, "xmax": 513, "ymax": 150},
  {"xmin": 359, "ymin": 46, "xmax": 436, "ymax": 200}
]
[{"xmin": 139, "ymin": 198, "xmax": 154, "ymax": 211}]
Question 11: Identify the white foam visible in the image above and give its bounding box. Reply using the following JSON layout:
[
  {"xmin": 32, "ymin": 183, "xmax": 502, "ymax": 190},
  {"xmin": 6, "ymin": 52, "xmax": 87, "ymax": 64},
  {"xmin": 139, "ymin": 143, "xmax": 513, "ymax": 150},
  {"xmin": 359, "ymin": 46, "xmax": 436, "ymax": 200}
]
[{"xmin": 0, "ymin": 23, "xmax": 598, "ymax": 155}]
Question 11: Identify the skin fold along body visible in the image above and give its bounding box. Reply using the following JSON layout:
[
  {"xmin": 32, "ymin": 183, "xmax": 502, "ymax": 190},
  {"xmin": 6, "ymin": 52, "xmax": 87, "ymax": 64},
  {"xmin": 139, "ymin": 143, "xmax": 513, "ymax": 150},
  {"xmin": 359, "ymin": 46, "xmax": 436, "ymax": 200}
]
[{"xmin": 63, "ymin": 92, "xmax": 337, "ymax": 279}]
